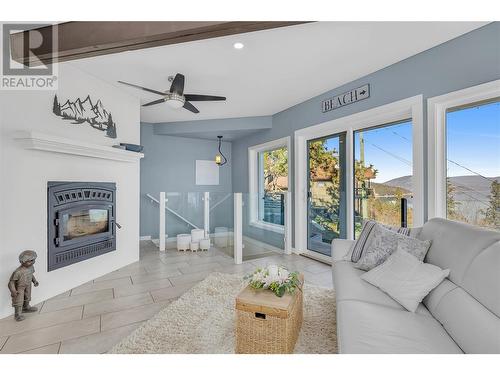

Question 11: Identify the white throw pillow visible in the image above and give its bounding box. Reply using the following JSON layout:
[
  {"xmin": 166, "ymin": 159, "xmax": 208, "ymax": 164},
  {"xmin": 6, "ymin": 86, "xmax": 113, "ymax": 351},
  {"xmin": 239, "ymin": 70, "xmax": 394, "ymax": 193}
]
[{"xmin": 360, "ymin": 249, "xmax": 450, "ymax": 312}]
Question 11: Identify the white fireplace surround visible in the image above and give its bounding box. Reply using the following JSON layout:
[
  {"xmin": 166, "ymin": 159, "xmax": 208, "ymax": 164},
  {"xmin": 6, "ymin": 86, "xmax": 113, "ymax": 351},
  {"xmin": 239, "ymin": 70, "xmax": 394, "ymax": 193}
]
[
  {"xmin": 14, "ymin": 130, "xmax": 144, "ymax": 162},
  {"xmin": 0, "ymin": 63, "xmax": 141, "ymax": 319}
]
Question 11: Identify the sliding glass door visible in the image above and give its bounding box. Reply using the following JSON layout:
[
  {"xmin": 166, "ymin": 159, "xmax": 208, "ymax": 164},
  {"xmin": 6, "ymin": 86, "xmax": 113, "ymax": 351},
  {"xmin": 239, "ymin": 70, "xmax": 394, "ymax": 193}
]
[
  {"xmin": 353, "ymin": 119, "xmax": 413, "ymax": 236},
  {"xmin": 307, "ymin": 133, "xmax": 346, "ymax": 256},
  {"xmin": 296, "ymin": 96, "xmax": 423, "ymax": 261}
]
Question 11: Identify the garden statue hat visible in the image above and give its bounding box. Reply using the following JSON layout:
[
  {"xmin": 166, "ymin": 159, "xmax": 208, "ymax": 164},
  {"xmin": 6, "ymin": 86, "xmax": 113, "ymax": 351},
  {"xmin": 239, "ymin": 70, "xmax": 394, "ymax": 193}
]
[{"xmin": 19, "ymin": 250, "xmax": 37, "ymax": 263}]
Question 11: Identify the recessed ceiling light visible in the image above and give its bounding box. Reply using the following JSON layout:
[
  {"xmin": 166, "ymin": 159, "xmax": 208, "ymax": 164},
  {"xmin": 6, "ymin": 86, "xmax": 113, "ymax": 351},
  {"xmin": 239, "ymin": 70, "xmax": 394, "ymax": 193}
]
[{"xmin": 233, "ymin": 42, "xmax": 244, "ymax": 50}]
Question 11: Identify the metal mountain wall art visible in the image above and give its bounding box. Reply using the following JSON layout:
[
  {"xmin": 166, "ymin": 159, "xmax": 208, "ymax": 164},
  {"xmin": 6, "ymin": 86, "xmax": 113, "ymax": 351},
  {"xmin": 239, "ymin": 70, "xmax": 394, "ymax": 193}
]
[{"xmin": 52, "ymin": 94, "xmax": 117, "ymax": 138}]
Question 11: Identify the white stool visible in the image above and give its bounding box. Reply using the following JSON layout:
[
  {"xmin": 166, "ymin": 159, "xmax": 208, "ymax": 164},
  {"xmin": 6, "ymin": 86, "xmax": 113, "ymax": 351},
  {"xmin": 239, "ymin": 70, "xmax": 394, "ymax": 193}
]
[
  {"xmin": 177, "ymin": 234, "xmax": 191, "ymax": 251},
  {"xmin": 191, "ymin": 229, "xmax": 205, "ymax": 243},
  {"xmin": 214, "ymin": 227, "xmax": 228, "ymax": 248},
  {"xmin": 190, "ymin": 241, "xmax": 200, "ymax": 252},
  {"xmin": 199, "ymin": 238, "xmax": 210, "ymax": 251}
]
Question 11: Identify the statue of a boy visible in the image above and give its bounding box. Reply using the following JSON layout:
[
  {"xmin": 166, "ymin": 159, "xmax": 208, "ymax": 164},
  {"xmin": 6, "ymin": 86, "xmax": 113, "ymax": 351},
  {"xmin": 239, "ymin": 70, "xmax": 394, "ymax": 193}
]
[{"xmin": 8, "ymin": 250, "xmax": 39, "ymax": 321}]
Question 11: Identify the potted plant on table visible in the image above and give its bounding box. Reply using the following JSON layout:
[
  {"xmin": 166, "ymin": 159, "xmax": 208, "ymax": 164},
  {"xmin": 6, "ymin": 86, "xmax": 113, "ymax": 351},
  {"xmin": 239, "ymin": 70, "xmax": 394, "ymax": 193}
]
[{"xmin": 246, "ymin": 265, "xmax": 301, "ymax": 297}]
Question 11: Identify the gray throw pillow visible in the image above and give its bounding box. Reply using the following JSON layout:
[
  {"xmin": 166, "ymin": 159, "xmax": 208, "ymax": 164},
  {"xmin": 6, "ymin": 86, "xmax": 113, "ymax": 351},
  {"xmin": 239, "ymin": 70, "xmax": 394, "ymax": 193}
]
[
  {"xmin": 354, "ymin": 224, "xmax": 431, "ymax": 271},
  {"xmin": 397, "ymin": 234, "xmax": 432, "ymax": 261},
  {"xmin": 350, "ymin": 220, "xmax": 422, "ymax": 262}
]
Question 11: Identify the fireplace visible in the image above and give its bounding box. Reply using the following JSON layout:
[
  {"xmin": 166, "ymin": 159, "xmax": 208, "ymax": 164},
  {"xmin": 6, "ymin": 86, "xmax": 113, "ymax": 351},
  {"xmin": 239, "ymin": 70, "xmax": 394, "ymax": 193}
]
[{"xmin": 47, "ymin": 181, "xmax": 116, "ymax": 271}]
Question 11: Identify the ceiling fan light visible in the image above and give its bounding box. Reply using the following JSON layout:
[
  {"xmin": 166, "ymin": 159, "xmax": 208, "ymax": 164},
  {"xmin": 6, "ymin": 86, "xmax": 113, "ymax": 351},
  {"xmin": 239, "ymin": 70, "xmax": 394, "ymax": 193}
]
[
  {"xmin": 166, "ymin": 99, "xmax": 184, "ymax": 109},
  {"xmin": 165, "ymin": 92, "xmax": 185, "ymax": 109}
]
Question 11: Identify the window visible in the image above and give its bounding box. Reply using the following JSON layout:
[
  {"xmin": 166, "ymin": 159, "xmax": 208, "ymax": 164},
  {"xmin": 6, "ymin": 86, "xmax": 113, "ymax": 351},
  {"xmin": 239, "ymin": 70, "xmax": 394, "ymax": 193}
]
[
  {"xmin": 258, "ymin": 147, "xmax": 288, "ymax": 225},
  {"xmin": 428, "ymin": 80, "xmax": 500, "ymax": 231},
  {"xmin": 353, "ymin": 119, "xmax": 414, "ymax": 236},
  {"xmin": 248, "ymin": 137, "xmax": 291, "ymax": 232},
  {"xmin": 446, "ymin": 100, "xmax": 499, "ymax": 230}
]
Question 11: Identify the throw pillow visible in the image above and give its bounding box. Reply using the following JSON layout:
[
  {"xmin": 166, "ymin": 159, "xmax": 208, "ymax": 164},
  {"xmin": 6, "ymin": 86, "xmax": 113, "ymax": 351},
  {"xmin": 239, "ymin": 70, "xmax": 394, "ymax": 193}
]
[
  {"xmin": 354, "ymin": 224, "xmax": 431, "ymax": 271},
  {"xmin": 349, "ymin": 220, "xmax": 422, "ymax": 262},
  {"xmin": 349, "ymin": 220, "xmax": 377, "ymax": 262},
  {"xmin": 397, "ymin": 234, "xmax": 432, "ymax": 262},
  {"xmin": 360, "ymin": 249, "xmax": 450, "ymax": 312},
  {"xmin": 385, "ymin": 224, "xmax": 423, "ymax": 239}
]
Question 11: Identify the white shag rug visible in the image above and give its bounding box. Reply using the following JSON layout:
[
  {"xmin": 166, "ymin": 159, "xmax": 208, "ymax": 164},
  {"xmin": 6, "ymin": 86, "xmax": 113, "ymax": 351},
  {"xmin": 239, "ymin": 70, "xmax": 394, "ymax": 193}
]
[{"xmin": 110, "ymin": 272, "xmax": 337, "ymax": 354}]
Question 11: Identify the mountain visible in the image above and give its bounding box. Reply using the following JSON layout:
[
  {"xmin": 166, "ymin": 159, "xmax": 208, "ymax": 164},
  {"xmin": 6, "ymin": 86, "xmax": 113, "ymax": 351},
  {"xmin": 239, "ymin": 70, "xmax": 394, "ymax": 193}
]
[
  {"xmin": 383, "ymin": 174, "xmax": 498, "ymax": 202},
  {"xmin": 382, "ymin": 175, "xmax": 413, "ymax": 192},
  {"xmin": 371, "ymin": 182, "xmax": 411, "ymax": 196},
  {"xmin": 449, "ymin": 175, "xmax": 498, "ymax": 203},
  {"xmin": 60, "ymin": 99, "xmax": 81, "ymax": 119},
  {"xmin": 78, "ymin": 96, "xmax": 97, "ymax": 123},
  {"xmin": 92, "ymin": 99, "xmax": 109, "ymax": 123},
  {"xmin": 54, "ymin": 95, "xmax": 117, "ymax": 138}
]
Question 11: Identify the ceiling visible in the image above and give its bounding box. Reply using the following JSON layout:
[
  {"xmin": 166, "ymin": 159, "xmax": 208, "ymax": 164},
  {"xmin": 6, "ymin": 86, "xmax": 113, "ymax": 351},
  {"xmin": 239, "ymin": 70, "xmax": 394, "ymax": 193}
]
[
  {"xmin": 158, "ymin": 128, "xmax": 264, "ymax": 142},
  {"xmin": 69, "ymin": 22, "xmax": 488, "ymax": 124}
]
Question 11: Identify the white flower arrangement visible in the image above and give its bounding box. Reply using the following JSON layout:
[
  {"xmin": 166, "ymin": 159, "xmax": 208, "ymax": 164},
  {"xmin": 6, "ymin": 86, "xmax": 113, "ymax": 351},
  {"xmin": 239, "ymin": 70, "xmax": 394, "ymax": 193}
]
[{"xmin": 245, "ymin": 264, "xmax": 301, "ymax": 297}]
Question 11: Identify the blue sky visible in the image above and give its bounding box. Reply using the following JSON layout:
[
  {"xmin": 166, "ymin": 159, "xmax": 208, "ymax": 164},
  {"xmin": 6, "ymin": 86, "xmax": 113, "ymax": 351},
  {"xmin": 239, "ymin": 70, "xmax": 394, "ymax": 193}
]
[
  {"xmin": 446, "ymin": 101, "xmax": 500, "ymax": 178},
  {"xmin": 353, "ymin": 120, "xmax": 413, "ymax": 183},
  {"xmin": 324, "ymin": 100, "xmax": 499, "ymax": 183}
]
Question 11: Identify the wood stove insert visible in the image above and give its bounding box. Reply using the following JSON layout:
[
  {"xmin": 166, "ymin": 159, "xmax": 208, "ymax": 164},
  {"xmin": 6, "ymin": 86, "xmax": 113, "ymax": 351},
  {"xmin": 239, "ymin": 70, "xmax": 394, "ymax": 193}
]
[{"xmin": 47, "ymin": 181, "xmax": 116, "ymax": 271}]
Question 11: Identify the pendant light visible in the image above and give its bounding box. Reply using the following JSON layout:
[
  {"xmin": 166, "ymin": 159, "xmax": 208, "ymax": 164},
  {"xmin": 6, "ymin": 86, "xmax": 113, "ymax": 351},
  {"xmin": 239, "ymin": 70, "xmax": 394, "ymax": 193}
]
[{"xmin": 215, "ymin": 135, "xmax": 227, "ymax": 166}]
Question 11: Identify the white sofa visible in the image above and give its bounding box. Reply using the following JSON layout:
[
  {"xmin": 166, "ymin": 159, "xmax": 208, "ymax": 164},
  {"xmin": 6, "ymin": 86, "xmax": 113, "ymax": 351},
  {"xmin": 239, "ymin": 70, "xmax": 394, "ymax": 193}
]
[{"xmin": 331, "ymin": 218, "xmax": 500, "ymax": 354}]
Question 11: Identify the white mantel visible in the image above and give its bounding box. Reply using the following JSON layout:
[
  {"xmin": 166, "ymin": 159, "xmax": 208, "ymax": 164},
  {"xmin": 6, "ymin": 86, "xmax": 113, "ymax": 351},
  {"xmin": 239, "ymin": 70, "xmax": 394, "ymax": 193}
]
[{"xmin": 14, "ymin": 130, "xmax": 144, "ymax": 162}]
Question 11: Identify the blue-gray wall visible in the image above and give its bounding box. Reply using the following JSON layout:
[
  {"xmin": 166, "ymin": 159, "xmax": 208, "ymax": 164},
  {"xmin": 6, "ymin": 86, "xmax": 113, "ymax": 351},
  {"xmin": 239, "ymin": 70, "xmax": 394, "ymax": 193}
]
[
  {"xmin": 140, "ymin": 124, "xmax": 233, "ymax": 238},
  {"xmin": 139, "ymin": 23, "xmax": 500, "ymax": 245},
  {"xmin": 230, "ymin": 22, "xmax": 500, "ymax": 246}
]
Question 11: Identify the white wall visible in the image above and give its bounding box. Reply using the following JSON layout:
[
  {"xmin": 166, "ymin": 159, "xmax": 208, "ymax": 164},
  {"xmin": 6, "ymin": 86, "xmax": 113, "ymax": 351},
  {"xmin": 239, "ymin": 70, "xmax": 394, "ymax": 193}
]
[{"xmin": 0, "ymin": 63, "xmax": 141, "ymax": 318}]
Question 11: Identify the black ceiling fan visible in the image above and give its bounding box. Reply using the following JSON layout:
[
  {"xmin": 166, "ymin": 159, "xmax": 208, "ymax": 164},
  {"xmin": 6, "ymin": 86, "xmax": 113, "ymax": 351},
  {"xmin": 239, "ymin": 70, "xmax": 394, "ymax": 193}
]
[{"xmin": 118, "ymin": 73, "xmax": 226, "ymax": 114}]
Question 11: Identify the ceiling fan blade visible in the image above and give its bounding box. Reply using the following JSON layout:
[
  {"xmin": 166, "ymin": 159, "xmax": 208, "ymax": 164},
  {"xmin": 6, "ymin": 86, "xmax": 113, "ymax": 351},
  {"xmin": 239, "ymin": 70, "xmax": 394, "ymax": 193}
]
[
  {"xmin": 118, "ymin": 81, "xmax": 165, "ymax": 96},
  {"xmin": 184, "ymin": 94, "xmax": 226, "ymax": 101},
  {"xmin": 183, "ymin": 101, "xmax": 199, "ymax": 113},
  {"xmin": 169, "ymin": 73, "xmax": 185, "ymax": 95},
  {"xmin": 142, "ymin": 98, "xmax": 166, "ymax": 107}
]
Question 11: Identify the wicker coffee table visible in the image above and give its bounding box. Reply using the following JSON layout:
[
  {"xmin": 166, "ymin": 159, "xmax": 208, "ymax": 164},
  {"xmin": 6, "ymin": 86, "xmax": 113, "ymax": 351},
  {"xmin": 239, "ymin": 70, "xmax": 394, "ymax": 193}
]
[{"xmin": 235, "ymin": 274, "xmax": 304, "ymax": 354}]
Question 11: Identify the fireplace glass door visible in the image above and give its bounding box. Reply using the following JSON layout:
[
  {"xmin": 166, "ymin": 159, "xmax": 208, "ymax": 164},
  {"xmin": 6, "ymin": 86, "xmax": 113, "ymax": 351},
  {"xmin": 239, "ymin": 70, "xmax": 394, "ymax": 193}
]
[{"xmin": 58, "ymin": 205, "xmax": 112, "ymax": 246}]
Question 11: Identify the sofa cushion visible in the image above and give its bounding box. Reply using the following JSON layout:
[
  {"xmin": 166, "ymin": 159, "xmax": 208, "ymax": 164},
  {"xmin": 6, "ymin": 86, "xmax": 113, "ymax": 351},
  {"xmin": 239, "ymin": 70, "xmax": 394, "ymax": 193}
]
[
  {"xmin": 420, "ymin": 218, "xmax": 500, "ymax": 285},
  {"xmin": 360, "ymin": 250, "xmax": 449, "ymax": 312},
  {"xmin": 462, "ymin": 241, "xmax": 500, "ymax": 317},
  {"xmin": 420, "ymin": 218, "xmax": 500, "ymax": 353},
  {"xmin": 337, "ymin": 300, "xmax": 463, "ymax": 354},
  {"xmin": 333, "ymin": 261, "xmax": 432, "ymax": 316},
  {"xmin": 424, "ymin": 284, "xmax": 500, "ymax": 354}
]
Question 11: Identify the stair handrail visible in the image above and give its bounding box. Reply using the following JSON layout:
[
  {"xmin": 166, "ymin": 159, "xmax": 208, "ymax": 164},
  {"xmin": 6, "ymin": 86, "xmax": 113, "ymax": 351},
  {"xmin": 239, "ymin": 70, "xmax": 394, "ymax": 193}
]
[
  {"xmin": 145, "ymin": 193, "xmax": 200, "ymax": 230},
  {"xmin": 209, "ymin": 193, "xmax": 232, "ymax": 212}
]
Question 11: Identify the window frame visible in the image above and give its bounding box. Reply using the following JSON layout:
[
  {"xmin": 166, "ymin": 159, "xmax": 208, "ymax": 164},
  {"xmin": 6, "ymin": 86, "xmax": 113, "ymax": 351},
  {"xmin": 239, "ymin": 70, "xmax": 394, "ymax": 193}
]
[
  {"xmin": 248, "ymin": 136, "xmax": 291, "ymax": 234},
  {"xmin": 427, "ymin": 80, "xmax": 500, "ymax": 220}
]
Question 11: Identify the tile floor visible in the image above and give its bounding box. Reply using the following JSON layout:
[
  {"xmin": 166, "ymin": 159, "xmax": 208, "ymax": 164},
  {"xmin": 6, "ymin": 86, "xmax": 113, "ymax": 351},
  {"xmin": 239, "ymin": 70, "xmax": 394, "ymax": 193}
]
[{"xmin": 0, "ymin": 241, "xmax": 332, "ymax": 354}]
